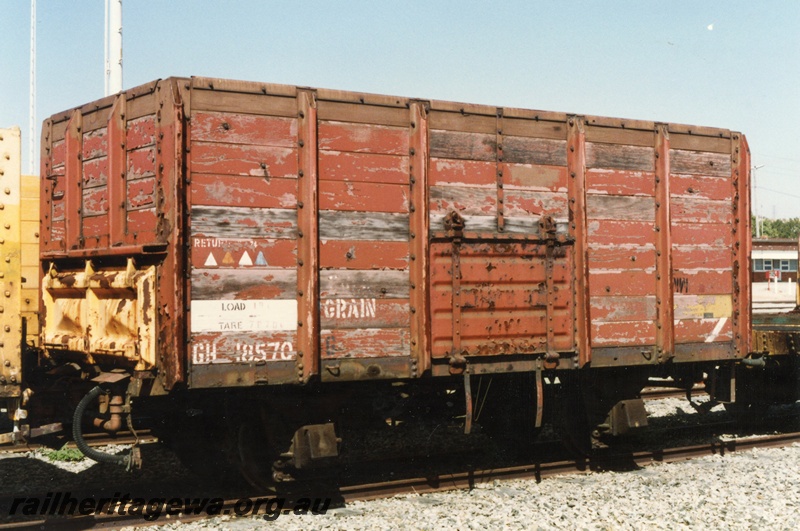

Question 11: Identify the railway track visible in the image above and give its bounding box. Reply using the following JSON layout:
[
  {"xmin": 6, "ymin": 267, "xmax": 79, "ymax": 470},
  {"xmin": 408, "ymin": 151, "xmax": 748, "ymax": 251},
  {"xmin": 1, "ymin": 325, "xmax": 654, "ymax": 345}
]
[
  {"xmin": 2, "ymin": 428, "xmax": 797, "ymax": 528},
  {"xmin": 0, "ymin": 429, "xmax": 156, "ymax": 454},
  {"xmin": 640, "ymin": 385, "xmax": 704, "ymax": 400}
]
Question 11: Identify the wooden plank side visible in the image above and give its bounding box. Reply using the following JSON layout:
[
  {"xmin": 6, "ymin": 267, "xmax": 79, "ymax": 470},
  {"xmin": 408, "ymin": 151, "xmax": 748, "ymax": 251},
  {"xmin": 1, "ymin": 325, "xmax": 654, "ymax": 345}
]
[
  {"xmin": 81, "ymin": 216, "xmax": 109, "ymax": 245},
  {"xmin": 430, "ymin": 130, "xmax": 496, "ymax": 161},
  {"xmin": 191, "ymin": 206, "xmax": 297, "ymax": 239},
  {"xmin": 82, "ymin": 186, "xmax": 108, "ymax": 216},
  {"xmin": 126, "ymin": 115, "xmax": 156, "ymax": 150},
  {"xmin": 502, "ymin": 137, "xmax": 568, "ymax": 166},
  {"xmin": 502, "ymin": 117, "xmax": 567, "ymax": 140},
  {"xmin": 586, "ymin": 143, "xmax": 655, "ymax": 171},
  {"xmin": 588, "ymin": 219, "xmax": 654, "ymax": 247},
  {"xmin": 191, "ymin": 112, "xmax": 297, "ymax": 147},
  {"xmin": 319, "ymin": 269, "xmax": 410, "ymax": 299},
  {"xmin": 501, "ymin": 163, "xmax": 567, "ymax": 192},
  {"xmin": 191, "ymin": 174, "xmax": 298, "ymax": 209},
  {"xmin": 430, "ymin": 158, "xmax": 496, "ymax": 187},
  {"xmin": 590, "ymin": 296, "xmax": 656, "ymax": 322},
  {"xmin": 191, "ymin": 331, "xmax": 297, "ymax": 365},
  {"xmin": 319, "ymin": 121, "xmax": 409, "ymax": 155},
  {"xmin": 669, "ymin": 133, "xmax": 731, "ymax": 154},
  {"xmin": 127, "ymin": 146, "xmax": 156, "ymax": 181},
  {"xmin": 672, "ymin": 245, "xmax": 732, "ymax": 270},
  {"xmin": 316, "ymin": 100, "xmax": 409, "ymax": 127},
  {"xmin": 318, "ymin": 151, "xmax": 409, "ymax": 184},
  {"xmin": 191, "ymin": 238, "xmax": 297, "ymax": 269},
  {"xmin": 191, "ymin": 90, "xmax": 297, "ymax": 118},
  {"xmin": 589, "ymin": 270, "xmax": 656, "ymax": 297},
  {"xmin": 670, "ymin": 149, "xmax": 731, "ymax": 177},
  {"xmin": 588, "ymin": 246, "xmax": 656, "ymax": 270},
  {"xmin": 127, "ymin": 177, "xmax": 156, "ymax": 210},
  {"xmin": 430, "ymin": 185, "xmax": 496, "ymax": 216},
  {"xmin": 586, "ymin": 195, "xmax": 655, "ymax": 221},
  {"xmin": 321, "ymin": 298, "xmax": 410, "ymax": 329},
  {"xmin": 126, "ymin": 208, "xmax": 157, "ymax": 238},
  {"xmin": 427, "ymin": 111, "xmax": 496, "ymax": 134},
  {"xmin": 191, "ymin": 141, "xmax": 298, "ymax": 178},
  {"xmin": 82, "ymin": 157, "xmax": 108, "ymax": 188},
  {"xmin": 674, "ymin": 318, "xmax": 733, "ymax": 344},
  {"xmin": 670, "ymin": 174, "xmax": 732, "ymax": 201},
  {"xmin": 670, "ymin": 269, "xmax": 733, "ymax": 296},
  {"xmin": 192, "ymin": 269, "xmax": 297, "ymax": 300},
  {"xmin": 504, "ymin": 189, "xmax": 569, "ymax": 219},
  {"xmin": 673, "ymin": 294, "xmax": 732, "ymax": 320},
  {"xmin": 82, "ymin": 127, "xmax": 108, "ymax": 161},
  {"xmin": 670, "ymin": 197, "xmax": 732, "ymax": 224},
  {"xmin": 591, "ymin": 321, "xmax": 657, "ymax": 346},
  {"xmin": 586, "ymin": 169, "xmax": 655, "ymax": 196},
  {"xmin": 320, "ymin": 240, "xmax": 409, "ymax": 270},
  {"xmin": 319, "ymin": 211, "xmax": 409, "ymax": 241},
  {"xmin": 321, "ymin": 328, "xmax": 411, "ymax": 359},
  {"xmin": 585, "ymin": 126, "xmax": 654, "ymax": 147},
  {"xmin": 671, "ymin": 222, "xmax": 732, "ymax": 247}
]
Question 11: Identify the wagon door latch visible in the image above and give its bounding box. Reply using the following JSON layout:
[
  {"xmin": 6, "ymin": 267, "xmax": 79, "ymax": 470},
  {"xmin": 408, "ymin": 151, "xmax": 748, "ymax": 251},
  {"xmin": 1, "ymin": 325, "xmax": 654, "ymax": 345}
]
[
  {"xmin": 444, "ymin": 211, "xmax": 468, "ymax": 373},
  {"xmin": 539, "ymin": 216, "xmax": 561, "ymax": 364}
]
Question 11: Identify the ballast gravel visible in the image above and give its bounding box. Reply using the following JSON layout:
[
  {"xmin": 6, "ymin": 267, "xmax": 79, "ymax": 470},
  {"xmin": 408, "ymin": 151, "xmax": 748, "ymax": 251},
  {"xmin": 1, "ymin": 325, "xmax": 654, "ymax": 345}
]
[
  {"xmin": 2, "ymin": 398, "xmax": 799, "ymax": 529},
  {"xmin": 154, "ymin": 444, "xmax": 800, "ymax": 531}
]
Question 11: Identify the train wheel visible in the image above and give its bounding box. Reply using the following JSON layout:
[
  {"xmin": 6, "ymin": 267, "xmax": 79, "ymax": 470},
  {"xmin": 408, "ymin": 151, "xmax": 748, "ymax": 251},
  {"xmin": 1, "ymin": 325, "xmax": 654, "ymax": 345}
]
[{"xmin": 230, "ymin": 400, "xmax": 294, "ymax": 491}]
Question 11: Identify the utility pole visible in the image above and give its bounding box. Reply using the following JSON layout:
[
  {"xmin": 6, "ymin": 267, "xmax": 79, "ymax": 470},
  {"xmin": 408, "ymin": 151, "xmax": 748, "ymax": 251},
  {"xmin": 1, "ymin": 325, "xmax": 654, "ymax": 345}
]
[
  {"xmin": 29, "ymin": 0, "xmax": 36, "ymax": 174},
  {"xmin": 105, "ymin": 0, "xmax": 122, "ymax": 95},
  {"xmin": 753, "ymin": 164, "xmax": 765, "ymax": 238}
]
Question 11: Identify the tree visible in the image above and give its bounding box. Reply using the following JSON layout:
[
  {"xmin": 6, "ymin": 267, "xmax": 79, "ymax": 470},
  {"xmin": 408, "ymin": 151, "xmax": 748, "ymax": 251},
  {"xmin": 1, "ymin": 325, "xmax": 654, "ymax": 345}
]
[{"xmin": 751, "ymin": 216, "xmax": 800, "ymax": 239}]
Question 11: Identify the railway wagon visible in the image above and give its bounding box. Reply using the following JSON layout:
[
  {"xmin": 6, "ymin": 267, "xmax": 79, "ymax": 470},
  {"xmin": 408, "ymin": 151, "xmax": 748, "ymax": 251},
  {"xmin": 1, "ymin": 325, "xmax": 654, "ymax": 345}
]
[{"xmin": 8, "ymin": 76, "xmax": 761, "ymax": 481}]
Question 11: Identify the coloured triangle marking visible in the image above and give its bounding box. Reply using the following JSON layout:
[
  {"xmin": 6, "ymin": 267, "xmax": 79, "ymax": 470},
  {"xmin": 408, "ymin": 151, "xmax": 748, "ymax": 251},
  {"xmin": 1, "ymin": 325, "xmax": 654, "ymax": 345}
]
[
  {"xmin": 204, "ymin": 252, "xmax": 218, "ymax": 267},
  {"xmin": 222, "ymin": 252, "xmax": 234, "ymax": 265},
  {"xmin": 239, "ymin": 250, "xmax": 253, "ymax": 266},
  {"xmin": 255, "ymin": 251, "xmax": 268, "ymax": 266}
]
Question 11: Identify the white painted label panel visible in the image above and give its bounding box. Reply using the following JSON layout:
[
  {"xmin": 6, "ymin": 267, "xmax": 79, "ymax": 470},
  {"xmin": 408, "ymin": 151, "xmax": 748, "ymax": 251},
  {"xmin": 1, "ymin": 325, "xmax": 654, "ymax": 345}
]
[{"xmin": 191, "ymin": 299, "xmax": 298, "ymax": 332}]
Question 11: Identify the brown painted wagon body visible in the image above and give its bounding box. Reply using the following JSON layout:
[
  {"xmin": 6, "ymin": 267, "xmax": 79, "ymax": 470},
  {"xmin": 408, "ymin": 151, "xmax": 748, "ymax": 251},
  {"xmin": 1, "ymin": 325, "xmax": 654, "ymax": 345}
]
[{"xmin": 38, "ymin": 76, "xmax": 751, "ymax": 394}]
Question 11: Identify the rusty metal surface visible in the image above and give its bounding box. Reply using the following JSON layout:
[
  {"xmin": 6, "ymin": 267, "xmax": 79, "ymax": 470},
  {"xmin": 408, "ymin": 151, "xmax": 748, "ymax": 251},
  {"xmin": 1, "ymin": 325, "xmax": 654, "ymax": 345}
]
[
  {"xmin": 42, "ymin": 259, "xmax": 157, "ymax": 370},
  {"xmin": 296, "ymin": 90, "xmax": 320, "ymax": 383},
  {"xmin": 733, "ymin": 134, "xmax": 751, "ymax": 356},
  {"xmin": 409, "ymin": 102, "xmax": 431, "ymax": 376},
  {"xmin": 567, "ymin": 118, "xmax": 591, "ymax": 366},
  {"xmin": 654, "ymin": 125, "xmax": 675, "ymax": 362}
]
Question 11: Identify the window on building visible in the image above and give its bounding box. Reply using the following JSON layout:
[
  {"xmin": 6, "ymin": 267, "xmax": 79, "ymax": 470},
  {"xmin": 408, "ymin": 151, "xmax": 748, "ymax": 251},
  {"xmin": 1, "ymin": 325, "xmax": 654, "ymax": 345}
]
[
  {"xmin": 781, "ymin": 260, "xmax": 791, "ymax": 272},
  {"xmin": 764, "ymin": 259, "xmax": 773, "ymax": 271},
  {"xmin": 755, "ymin": 259, "xmax": 764, "ymax": 271}
]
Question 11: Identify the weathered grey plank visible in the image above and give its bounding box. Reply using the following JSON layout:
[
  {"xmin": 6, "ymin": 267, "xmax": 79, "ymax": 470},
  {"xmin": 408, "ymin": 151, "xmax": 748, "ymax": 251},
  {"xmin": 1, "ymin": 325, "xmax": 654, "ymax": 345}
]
[
  {"xmin": 586, "ymin": 143, "xmax": 655, "ymax": 171},
  {"xmin": 586, "ymin": 195, "xmax": 655, "ymax": 222},
  {"xmin": 319, "ymin": 211, "xmax": 409, "ymax": 242},
  {"xmin": 320, "ymin": 269, "xmax": 410, "ymax": 299},
  {"xmin": 430, "ymin": 185, "xmax": 496, "ymax": 216},
  {"xmin": 191, "ymin": 268, "xmax": 297, "ymax": 300},
  {"xmin": 430, "ymin": 130, "xmax": 496, "ymax": 161},
  {"xmin": 503, "ymin": 136, "xmax": 567, "ymax": 166},
  {"xmin": 670, "ymin": 149, "xmax": 731, "ymax": 177},
  {"xmin": 192, "ymin": 206, "xmax": 298, "ymax": 239}
]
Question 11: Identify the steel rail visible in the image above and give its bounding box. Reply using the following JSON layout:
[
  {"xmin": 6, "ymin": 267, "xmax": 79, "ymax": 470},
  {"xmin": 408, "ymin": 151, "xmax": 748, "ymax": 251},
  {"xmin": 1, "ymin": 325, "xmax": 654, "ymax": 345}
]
[{"xmin": 2, "ymin": 431, "xmax": 798, "ymax": 528}]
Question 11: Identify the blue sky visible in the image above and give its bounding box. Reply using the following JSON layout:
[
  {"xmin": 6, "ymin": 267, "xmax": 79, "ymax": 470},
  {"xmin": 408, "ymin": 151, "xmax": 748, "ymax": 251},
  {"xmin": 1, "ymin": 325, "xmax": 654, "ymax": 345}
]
[{"xmin": 1, "ymin": 1, "xmax": 798, "ymax": 217}]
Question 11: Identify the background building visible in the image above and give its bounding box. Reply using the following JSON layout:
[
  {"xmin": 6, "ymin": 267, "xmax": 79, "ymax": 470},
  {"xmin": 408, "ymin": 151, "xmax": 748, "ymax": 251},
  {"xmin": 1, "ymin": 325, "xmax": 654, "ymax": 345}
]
[{"xmin": 752, "ymin": 238, "xmax": 799, "ymax": 283}]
